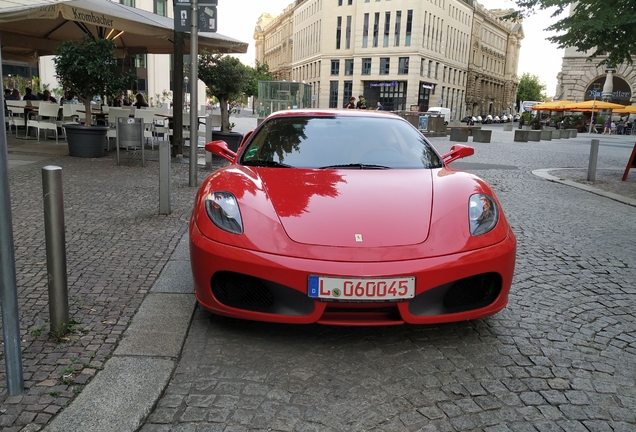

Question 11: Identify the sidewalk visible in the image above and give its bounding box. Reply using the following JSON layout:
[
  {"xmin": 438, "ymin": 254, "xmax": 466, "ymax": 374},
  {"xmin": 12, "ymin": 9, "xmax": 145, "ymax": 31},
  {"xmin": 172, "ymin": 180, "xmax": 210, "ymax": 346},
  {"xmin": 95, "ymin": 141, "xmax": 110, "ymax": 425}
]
[{"xmin": 2, "ymin": 118, "xmax": 635, "ymax": 431}]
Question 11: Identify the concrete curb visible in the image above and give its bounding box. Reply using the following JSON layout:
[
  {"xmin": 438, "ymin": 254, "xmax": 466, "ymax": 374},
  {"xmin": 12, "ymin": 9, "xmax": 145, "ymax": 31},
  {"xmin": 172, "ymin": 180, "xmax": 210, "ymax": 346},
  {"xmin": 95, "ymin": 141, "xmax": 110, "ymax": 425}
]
[
  {"xmin": 532, "ymin": 168, "xmax": 636, "ymax": 207},
  {"xmin": 43, "ymin": 233, "xmax": 195, "ymax": 432}
]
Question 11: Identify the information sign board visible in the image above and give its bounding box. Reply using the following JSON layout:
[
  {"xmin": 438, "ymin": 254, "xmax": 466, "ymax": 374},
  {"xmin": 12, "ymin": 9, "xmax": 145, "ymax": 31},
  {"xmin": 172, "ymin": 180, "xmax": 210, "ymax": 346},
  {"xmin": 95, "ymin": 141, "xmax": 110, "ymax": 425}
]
[{"xmin": 174, "ymin": 4, "xmax": 191, "ymax": 32}]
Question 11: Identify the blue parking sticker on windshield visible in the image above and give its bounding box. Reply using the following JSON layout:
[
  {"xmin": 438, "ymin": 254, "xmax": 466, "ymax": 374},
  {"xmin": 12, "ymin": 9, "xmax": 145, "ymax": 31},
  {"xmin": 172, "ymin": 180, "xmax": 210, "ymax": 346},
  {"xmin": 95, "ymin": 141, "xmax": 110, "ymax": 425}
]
[{"xmin": 308, "ymin": 276, "xmax": 319, "ymax": 297}]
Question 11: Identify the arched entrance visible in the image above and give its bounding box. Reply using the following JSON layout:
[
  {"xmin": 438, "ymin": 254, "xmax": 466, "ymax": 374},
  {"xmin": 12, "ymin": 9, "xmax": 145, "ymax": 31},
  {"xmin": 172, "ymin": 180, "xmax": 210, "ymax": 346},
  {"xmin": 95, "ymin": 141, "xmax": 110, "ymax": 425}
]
[{"xmin": 584, "ymin": 76, "xmax": 632, "ymax": 105}]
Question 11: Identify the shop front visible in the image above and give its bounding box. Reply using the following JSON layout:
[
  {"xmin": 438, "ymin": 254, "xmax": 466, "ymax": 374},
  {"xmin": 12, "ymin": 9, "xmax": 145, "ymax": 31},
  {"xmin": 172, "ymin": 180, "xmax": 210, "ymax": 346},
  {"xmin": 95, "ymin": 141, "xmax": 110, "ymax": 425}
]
[
  {"xmin": 362, "ymin": 80, "xmax": 407, "ymax": 111},
  {"xmin": 417, "ymin": 82, "xmax": 435, "ymax": 113}
]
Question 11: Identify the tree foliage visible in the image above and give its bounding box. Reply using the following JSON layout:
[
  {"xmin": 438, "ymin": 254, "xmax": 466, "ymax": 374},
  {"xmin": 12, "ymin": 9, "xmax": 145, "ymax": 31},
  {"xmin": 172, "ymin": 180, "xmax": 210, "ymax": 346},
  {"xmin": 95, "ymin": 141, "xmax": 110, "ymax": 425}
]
[
  {"xmin": 54, "ymin": 35, "xmax": 135, "ymax": 126},
  {"xmin": 508, "ymin": 0, "xmax": 636, "ymax": 67},
  {"xmin": 244, "ymin": 62, "xmax": 274, "ymax": 99},
  {"xmin": 516, "ymin": 73, "xmax": 547, "ymax": 106},
  {"xmin": 198, "ymin": 51, "xmax": 250, "ymax": 132},
  {"xmin": 244, "ymin": 62, "xmax": 274, "ymax": 114}
]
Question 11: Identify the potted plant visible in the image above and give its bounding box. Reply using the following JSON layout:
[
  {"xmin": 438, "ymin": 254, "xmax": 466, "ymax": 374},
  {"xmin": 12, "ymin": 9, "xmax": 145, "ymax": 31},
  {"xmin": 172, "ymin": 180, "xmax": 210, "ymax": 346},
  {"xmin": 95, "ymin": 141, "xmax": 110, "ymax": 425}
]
[
  {"xmin": 519, "ymin": 112, "xmax": 532, "ymax": 129},
  {"xmin": 54, "ymin": 35, "xmax": 135, "ymax": 157},
  {"xmin": 198, "ymin": 51, "xmax": 249, "ymax": 151}
]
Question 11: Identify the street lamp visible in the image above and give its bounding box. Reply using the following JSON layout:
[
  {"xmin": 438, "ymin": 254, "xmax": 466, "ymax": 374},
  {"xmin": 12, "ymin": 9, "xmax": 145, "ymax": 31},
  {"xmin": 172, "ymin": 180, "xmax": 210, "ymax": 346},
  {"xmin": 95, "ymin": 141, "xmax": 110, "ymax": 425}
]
[{"xmin": 588, "ymin": 83, "xmax": 602, "ymax": 134}]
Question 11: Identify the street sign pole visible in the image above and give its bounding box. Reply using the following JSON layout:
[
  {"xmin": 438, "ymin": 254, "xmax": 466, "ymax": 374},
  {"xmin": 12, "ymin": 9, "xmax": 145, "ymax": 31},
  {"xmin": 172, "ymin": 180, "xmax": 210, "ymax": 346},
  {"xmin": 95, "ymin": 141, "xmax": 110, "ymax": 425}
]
[
  {"xmin": 189, "ymin": 0, "xmax": 198, "ymax": 187},
  {"xmin": 0, "ymin": 33, "xmax": 25, "ymax": 396}
]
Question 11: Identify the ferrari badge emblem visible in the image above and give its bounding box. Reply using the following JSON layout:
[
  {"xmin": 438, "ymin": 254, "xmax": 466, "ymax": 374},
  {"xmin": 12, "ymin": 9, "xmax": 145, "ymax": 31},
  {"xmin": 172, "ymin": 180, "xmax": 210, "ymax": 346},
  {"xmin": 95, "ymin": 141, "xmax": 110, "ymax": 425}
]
[{"xmin": 355, "ymin": 234, "xmax": 363, "ymax": 242}]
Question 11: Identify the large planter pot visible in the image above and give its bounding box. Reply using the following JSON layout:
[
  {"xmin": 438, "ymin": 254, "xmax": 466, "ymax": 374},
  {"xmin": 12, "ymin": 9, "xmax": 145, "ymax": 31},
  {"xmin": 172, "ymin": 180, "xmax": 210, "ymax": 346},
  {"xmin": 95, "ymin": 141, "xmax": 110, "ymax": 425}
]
[
  {"xmin": 212, "ymin": 131, "xmax": 244, "ymax": 153},
  {"xmin": 64, "ymin": 124, "xmax": 109, "ymax": 158}
]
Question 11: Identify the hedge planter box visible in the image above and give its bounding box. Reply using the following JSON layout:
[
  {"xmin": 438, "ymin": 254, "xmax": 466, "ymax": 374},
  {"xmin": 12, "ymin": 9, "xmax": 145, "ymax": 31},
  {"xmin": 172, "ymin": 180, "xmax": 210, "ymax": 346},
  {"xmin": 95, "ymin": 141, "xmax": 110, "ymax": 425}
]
[{"xmin": 64, "ymin": 124, "xmax": 109, "ymax": 158}]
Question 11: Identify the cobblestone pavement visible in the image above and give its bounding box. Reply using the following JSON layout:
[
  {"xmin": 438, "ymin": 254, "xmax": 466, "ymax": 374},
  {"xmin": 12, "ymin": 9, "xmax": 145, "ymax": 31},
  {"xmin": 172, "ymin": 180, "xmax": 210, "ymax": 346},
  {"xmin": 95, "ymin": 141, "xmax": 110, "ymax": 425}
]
[
  {"xmin": 141, "ymin": 127, "xmax": 636, "ymax": 431},
  {"xmin": 1, "ymin": 140, "xmax": 212, "ymax": 431}
]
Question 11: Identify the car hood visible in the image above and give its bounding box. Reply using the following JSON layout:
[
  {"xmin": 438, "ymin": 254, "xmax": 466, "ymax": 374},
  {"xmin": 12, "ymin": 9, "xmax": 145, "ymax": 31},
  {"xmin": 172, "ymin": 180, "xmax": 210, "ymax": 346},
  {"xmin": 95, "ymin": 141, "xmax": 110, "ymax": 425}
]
[{"xmin": 258, "ymin": 169, "xmax": 433, "ymax": 247}]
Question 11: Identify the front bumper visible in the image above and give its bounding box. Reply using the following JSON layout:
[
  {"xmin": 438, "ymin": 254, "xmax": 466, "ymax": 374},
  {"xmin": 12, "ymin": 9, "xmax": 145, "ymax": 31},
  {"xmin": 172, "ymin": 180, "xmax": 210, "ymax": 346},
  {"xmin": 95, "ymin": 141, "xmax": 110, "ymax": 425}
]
[{"xmin": 190, "ymin": 222, "xmax": 516, "ymax": 326}]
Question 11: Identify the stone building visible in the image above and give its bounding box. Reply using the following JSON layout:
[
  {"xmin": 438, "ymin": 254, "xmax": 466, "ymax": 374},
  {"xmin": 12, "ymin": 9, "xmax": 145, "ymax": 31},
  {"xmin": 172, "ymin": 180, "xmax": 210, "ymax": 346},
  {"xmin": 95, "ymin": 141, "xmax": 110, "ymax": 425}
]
[
  {"xmin": 555, "ymin": 51, "xmax": 635, "ymax": 107},
  {"xmin": 254, "ymin": 0, "xmax": 523, "ymax": 119},
  {"xmin": 465, "ymin": 5, "xmax": 523, "ymax": 117}
]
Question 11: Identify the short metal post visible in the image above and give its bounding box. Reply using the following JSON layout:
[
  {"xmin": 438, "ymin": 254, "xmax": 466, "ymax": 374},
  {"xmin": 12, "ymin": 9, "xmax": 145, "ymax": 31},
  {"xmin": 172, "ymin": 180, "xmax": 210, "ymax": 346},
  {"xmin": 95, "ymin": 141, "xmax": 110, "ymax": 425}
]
[
  {"xmin": 159, "ymin": 141, "xmax": 172, "ymax": 215},
  {"xmin": 42, "ymin": 166, "xmax": 69, "ymax": 337},
  {"xmin": 205, "ymin": 114, "xmax": 213, "ymax": 167},
  {"xmin": 587, "ymin": 139, "xmax": 599, "ymax": 182}
]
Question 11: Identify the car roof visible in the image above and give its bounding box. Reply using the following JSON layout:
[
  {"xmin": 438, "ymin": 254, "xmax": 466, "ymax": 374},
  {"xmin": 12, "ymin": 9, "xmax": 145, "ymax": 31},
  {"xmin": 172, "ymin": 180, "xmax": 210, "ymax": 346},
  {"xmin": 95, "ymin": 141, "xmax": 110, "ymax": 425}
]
[{"xmin": 266, "ymin": 108, "xmax": 404, "ymax": 120}]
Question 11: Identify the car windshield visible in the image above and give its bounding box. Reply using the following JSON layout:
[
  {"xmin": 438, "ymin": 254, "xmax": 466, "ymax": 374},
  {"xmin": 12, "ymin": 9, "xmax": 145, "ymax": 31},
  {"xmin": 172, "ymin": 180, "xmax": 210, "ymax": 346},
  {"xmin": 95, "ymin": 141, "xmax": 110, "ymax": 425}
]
[{"xmin": 240, "ymin": 115, "xmax": 443, "ymax": 169}]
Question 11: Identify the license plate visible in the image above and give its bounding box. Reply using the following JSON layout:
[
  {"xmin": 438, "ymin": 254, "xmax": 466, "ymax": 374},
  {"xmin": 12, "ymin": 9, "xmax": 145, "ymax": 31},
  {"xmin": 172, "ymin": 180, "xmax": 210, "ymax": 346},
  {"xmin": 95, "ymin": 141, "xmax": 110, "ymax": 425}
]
[{"xmin": 308, "ymin": 275, "xmax": 415, "ymax": 301}]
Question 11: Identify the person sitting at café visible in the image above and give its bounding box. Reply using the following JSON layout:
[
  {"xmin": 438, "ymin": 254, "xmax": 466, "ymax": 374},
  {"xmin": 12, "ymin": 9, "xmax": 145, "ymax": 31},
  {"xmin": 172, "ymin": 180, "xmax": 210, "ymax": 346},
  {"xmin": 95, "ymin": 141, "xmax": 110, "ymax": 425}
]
[
  {"xmin": 7, "ymin": 89, "xmax": 22, "ymax": 100},
  {"xmin": 23, "ymin": 87, "xmax": 39, "ymax": 101},
  {"xmin": 40, "ymin": 90, "xmax": 57, "ymax": 104},
  {"xmin": 133, "ymin": 93, "xmax": 149, "ymax": 109}
]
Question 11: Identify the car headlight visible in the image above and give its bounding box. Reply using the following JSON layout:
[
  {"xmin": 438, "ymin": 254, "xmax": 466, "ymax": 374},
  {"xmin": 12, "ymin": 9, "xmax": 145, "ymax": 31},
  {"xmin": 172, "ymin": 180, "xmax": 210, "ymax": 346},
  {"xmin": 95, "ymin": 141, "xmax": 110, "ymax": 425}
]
[
  {"xmin": 469, "ymin": 194, "xmax": 498, "ymax": 236},
  {"xmin": 205, "ymin": 192, "xmax": 243, "ymax": 234}
]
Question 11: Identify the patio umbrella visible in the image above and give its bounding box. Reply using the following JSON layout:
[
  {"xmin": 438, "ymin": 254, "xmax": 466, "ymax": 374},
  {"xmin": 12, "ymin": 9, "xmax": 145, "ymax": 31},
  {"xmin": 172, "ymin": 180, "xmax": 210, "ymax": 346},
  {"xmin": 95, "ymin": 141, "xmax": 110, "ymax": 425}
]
[
  {"xmin": 612, "ymin": 106, "xmax": 636, "ymax": 114},
  {"xmin": 0, "ymin": 0, "xmax": 247, "ymax": 61},
  {"xmin": 567, "ymin": 100, "xmax": 625, "ymax": 111},
  {"xmin": 531, "ymin": 100, "xmax": 576, "ymax": 111}
]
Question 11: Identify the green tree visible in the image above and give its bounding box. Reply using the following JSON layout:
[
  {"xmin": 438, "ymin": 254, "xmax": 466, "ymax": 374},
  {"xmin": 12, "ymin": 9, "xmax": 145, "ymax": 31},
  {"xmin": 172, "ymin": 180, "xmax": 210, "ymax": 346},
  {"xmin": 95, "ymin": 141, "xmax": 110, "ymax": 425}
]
[
  {"xmin": 244, "ymin": 61, "xmax": 274, "ymax": 114},
  {"xmin": 54, "ymin": 35, "xmax": 135, "ymax": 126},
  {"xmin": 507, "ymin": 0, "xmax": 636, "ymax": 67},
  {"xmin": 198, "ymin": 51, "xmax": 250, "ymax": 132},
  {"xmin": 516, "ymin": 73, "xmax": 547, "ymax": 107}
]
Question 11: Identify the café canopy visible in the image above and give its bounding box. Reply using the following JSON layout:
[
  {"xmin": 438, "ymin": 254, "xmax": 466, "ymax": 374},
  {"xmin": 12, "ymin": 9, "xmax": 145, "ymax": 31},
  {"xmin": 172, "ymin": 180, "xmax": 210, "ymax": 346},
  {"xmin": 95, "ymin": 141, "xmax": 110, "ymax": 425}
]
[{"xmin": 0, "ymin": 0, "xmax": 248, "ymax": 61}]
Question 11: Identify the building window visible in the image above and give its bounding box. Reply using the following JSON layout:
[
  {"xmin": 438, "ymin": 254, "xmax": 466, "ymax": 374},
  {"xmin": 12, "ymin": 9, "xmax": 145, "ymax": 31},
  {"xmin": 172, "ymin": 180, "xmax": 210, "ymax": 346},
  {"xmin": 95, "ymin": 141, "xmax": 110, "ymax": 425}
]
[
  {"xmin": 362, "ymin": 58, "xmax": 372, "ymax": 75},
  {"xmin": 362, "ymin": 13, "xmax": 369, "ymax": 48},
  {"xmin": 420, "ymin": 58, "xmax": 425, "ymax": 76},
  {"xmin": 348, "ymin": 0, "xmax": 353, "ymax": 4},
  {"xmin": 336, "ymin": 17, "xmax": 342, "ymax": 49},
  {"xmin": 329, "ymin": 81, "xmax": 339, "ymax": 108},
  {"xmin": 398, "ymin": 57, "xmax": 409, "ymax": 74},
  {"xmin": 343, "ymin": 81, "xmax": 353, "ymax": 107},
  {"xmin": 394, "ymin": 11, "xmax": 401, "ymax": 47},
  {"xmin": 443, "ymin": 66, "xmax": 447, "ymax": 82},
  {"xmin": 120, "ymin": 0, "xmax": 135, "ymax": 6},
  {"xmin": 346, "ymin": 16, "xmax": 352, "ymax": 49},
  {"xmin": 154, "ymin": 0, "xmax": 167, "ymax": 16},
  {"xmin": 345, "ymin": 59, "xmax": 354, "ymax": 76},
  {"xmin": 380, "ymin": 57, "xmax": 390, "ymax": 75},
  {"xmin": 428, "ymin": 60, "xmax": 432, "ymax": 78},
  {"xmin": 373, "ymin": 13, "xmax": 379, "ymax": 47},
  {"xmin": 331, "ymin": 60, "xmax": 340, "ymax": 75},
  {"xmin": 435, "ymin": 62, "xmax": 439, "ymax": 79},
  {"xmin": 338, "ymin": 0, "xmax": 342, "ymax": 5},
  {"xmin": 383, "ymin": 12, "xmax": 390, "ymax": 47},
  {"xmin": 405, "ymin": 10, "xmax": 412, "ymax": 46}
]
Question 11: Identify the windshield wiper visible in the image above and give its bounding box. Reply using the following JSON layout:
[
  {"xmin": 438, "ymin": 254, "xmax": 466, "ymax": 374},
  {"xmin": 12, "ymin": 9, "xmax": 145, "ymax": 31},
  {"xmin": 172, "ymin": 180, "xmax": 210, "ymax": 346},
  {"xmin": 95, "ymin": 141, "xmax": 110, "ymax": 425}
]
[
  {"xmin": 318, "ymin": 163, "xmax": 390, "ymax": 170},
  {"xmin": 243, "ymin": 160, "xmax": 293, "ymax": 168}
]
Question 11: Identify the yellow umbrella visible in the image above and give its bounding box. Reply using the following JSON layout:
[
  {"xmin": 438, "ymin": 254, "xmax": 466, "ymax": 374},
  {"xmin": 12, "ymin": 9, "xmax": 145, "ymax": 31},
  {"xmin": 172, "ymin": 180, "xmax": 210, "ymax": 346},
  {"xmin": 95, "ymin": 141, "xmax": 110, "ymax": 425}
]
[
  {"xmin": 531, "ymin": 100, "xmax": 576, "ymax": 111},
  {"xmin": 612, "ymin": 105, "xmax": 636, "ymax": 114},
  {"xmin": 568, "ymin": 100, "xmax": 625, "ymax": 111}
]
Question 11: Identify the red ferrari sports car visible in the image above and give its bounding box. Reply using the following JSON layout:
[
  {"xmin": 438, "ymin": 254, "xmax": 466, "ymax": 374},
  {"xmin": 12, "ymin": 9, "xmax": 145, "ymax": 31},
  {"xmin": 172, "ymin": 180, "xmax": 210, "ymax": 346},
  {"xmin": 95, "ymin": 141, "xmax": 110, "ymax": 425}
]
[{"xmin": 190, "ymin": 109, "xmax": 516, "ymax": 326}]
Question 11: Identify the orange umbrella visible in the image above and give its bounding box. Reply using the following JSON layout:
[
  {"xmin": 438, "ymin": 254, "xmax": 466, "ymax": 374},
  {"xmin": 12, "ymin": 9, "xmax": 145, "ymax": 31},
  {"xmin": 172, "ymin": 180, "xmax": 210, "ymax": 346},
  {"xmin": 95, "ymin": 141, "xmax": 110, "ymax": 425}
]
[
  {"xmin": 531, "ymin": 100, "xmax": 576, "ymax": 111},
  {"xmin": 567, "ymin": 100, "xmax": 625, "ymax": 111},
  {"xmin": 612, "ymin": 105, "xmax": 636, "ymax": 114}
]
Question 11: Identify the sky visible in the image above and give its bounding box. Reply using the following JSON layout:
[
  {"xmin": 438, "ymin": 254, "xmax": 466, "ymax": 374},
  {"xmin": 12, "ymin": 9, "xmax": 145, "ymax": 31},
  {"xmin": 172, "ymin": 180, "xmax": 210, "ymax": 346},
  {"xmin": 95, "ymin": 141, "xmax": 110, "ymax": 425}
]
[{"xmin": 216, "ymin": 0, "xmax": 564, "ymax": 98}]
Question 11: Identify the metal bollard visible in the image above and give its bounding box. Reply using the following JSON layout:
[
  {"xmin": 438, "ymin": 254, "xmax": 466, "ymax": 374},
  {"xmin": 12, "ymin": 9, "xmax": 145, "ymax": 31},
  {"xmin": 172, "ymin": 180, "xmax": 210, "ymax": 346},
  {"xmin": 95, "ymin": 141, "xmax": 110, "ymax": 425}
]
[
  {"xmin": 42, "ymin": 166, "xmax": 69, "ymax": 337},
  {"xmin": 159, "ymin": 141, "xmax": 172, "ymax": 215},
  {"xmin": 587, "ymin": 139, "xmax": 599, "ymax": 182}
]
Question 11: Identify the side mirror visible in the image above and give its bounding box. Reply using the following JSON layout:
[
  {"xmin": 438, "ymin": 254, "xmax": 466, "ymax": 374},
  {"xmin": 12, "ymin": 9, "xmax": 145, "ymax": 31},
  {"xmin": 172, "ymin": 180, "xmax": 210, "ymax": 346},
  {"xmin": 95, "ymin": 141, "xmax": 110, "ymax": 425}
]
[
  {"xmin": 204, "ymin": 140, "xmax": 236, "ymax": 163},
  {"xmin": 441, "ymin": 144, "xmax": 475, "ymax": 165}
]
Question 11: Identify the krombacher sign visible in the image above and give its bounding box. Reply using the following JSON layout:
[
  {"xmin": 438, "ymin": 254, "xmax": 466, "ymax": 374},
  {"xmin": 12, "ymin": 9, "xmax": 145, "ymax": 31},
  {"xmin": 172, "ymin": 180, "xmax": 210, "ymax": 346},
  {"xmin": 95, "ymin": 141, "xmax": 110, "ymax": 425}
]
[{"xmin": 71, "ymin": 8, "xmax": 114, "ymax": 27}]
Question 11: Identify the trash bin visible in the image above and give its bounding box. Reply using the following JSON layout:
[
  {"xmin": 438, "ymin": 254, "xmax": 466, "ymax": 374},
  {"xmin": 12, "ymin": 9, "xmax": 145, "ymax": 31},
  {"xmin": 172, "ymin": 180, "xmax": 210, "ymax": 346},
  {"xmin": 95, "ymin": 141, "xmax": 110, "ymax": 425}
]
[{"xmin": 116, "ymin": 117, "xmax": 145, "ymax": 166}]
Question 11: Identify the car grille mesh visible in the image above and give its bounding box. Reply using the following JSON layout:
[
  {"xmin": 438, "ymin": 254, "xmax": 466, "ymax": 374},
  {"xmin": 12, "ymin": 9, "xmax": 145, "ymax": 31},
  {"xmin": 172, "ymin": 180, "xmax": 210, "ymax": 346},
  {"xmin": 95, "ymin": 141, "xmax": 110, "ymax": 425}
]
[
  {"xmin": 212, "ymin": 272, "xmax": 275, "ymax": 307},
  {"xmin": 443, "ymin": 273, "xmax": 501, "ymax": 309}
]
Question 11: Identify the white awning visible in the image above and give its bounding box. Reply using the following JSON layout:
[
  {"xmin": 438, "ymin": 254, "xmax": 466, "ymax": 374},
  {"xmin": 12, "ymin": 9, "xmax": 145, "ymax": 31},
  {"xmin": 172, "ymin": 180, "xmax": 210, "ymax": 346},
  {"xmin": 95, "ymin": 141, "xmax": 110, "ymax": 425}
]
[{"xmin": 0, "ymin": 0, "xmax": 247, "ymax": 61}]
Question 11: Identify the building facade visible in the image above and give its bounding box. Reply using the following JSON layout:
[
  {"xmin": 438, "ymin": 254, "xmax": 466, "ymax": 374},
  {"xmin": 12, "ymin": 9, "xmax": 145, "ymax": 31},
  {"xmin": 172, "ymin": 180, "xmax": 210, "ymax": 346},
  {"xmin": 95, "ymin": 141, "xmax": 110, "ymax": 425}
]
[
  {"xmin": 255, "ymin": 0, "xmax": 523, "ymax": 120},
  {"xmin": 555, "ymin": 50, "xmax": 635, "ymax": 107}
]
